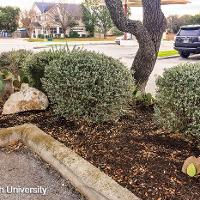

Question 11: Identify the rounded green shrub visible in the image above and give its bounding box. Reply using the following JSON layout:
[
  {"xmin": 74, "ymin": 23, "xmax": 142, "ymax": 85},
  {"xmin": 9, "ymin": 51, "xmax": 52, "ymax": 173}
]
[
  {"xmin": 155, "ymin": 63, "xmax": 200, "ymax": 136},
  {"xmin": 22, "ymin": 49, "xmax": 67, "ymax": 90},
  {"xmin": 0, "ymin": 50, "xmax": 32, "ymax": 77},
  {"xmin": 43, "ymin": 50, "xmax": 135, "ymax": 122}
]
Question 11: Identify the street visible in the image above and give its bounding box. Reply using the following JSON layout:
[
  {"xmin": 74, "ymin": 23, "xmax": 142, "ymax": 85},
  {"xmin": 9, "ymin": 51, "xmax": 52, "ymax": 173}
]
[{"xmin": 0, "ymin": 38, "xmax": 199, "ymax": 94}]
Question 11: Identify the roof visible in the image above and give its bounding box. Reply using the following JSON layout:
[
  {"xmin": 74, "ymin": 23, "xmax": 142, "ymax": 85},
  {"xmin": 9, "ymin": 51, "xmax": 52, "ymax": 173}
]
[
  {"xmin": 34, "ymin": 2, "xmax": 54, "ymax": 12},
  {"xmin": 34, "ymin": 2, "xmax": 82, "ymax": 16}
]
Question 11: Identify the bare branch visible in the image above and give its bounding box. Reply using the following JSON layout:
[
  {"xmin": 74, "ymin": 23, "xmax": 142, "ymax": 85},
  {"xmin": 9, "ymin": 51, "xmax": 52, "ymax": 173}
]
[{"xmin": 46, "ymin": 3, "xmax": 77, "ymax": 33}]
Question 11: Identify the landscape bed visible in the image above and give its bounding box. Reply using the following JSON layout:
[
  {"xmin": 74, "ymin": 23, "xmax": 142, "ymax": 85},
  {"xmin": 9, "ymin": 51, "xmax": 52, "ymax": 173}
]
[{"xmin": 0, "ymin": 103, "xmax": 200, "ymax": 200}]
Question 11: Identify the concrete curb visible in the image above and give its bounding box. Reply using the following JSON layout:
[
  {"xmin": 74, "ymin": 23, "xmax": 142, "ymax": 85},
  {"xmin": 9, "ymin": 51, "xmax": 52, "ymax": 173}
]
[
  {"xmin": 45, "ymin": 42, "xmax": 116, "ymax": 47},
  {"xmin": 158, "ymin": 55, "xmax": 179, "ymax": 60},
  {"xmin": 0, "ymin": 124, "xmax": 140, "ymax": 200}
]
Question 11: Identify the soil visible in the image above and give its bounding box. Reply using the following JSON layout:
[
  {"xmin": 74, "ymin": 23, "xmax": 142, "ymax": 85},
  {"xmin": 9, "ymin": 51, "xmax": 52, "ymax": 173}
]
[{"xmin": 0, "ymin": 103, "xmax": 200, "ymax": 200}]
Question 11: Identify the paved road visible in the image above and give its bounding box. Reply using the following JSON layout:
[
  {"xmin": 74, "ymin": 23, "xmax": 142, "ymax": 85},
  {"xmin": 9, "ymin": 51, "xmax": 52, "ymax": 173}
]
[
  {"xmin": 0, "ymin": 38, "xmax": 199, "ymax": 94},
  {"xmin": 0, "ymin": 149, "xmax": 85, "ymax": 200},
  {"xmin": 81, "ymin": 42, "xmax": 199, "ymax": 94}
]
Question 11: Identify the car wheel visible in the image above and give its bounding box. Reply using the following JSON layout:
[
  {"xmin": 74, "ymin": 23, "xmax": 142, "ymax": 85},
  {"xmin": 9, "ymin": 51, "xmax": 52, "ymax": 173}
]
[{"xmin": 180, "ymin": 52, "xmax": 190, "ymax": 59}]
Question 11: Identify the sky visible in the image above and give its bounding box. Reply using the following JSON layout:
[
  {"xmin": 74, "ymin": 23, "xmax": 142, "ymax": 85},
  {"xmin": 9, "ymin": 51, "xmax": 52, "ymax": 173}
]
[{"xmin": 0, "ymin": 0, "xmax": 199, "ymax": 18}]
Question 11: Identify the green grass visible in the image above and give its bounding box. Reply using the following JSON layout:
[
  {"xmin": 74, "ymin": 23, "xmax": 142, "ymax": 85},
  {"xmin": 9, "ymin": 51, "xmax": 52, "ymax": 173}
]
[
  {"xmin": 27, "ymin": 36, "xmax": 117, "ymax": 43},
  {"xmin": 158, "ymin": 50, "xmax": 179, "ymax": 58}
]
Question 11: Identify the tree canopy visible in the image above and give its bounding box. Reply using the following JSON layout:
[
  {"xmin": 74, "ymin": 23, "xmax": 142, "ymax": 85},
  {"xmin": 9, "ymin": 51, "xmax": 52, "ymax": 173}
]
[
  {"xmin": 82, "ymin": 0, "xmax": 113, "ymax": 38},
  {"xmin": 167, "ymin": 14, "xmax": 200, "ymax": 33},
  {"xmin": 0, "ymin": 6, "xmax": 20, "ymax": 33}
]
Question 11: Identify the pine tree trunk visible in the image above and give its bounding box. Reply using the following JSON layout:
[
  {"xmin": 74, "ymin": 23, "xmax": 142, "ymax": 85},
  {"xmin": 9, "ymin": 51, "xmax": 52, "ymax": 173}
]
[{"xmin": 105, "ymin": 0, "xmax": 166, "ymax": 92}]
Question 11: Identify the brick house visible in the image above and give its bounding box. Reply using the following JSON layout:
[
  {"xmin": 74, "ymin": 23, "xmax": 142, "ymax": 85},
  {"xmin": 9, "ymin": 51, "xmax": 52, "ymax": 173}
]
[{"xmin": 31, "ymin": 2, "xmax": 88, "ymax": 38}]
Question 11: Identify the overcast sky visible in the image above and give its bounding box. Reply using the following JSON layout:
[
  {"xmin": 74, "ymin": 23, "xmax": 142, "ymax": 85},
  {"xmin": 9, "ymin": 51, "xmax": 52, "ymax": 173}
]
[{"xmin": 0, "ymin": 0, "xmax": 199, "ymax": 18}]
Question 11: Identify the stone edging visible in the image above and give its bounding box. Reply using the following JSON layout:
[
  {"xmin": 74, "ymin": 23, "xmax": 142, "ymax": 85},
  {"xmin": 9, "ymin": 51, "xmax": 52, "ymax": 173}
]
[{"xmin": 0, "ymin": 124, "xmax": 140, "ymax": 200}]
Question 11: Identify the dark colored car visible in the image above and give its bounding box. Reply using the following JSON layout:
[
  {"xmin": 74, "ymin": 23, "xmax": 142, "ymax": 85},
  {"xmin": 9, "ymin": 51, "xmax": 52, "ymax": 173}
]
[{"xmin": 174, "ymin": 25, "xmax": 200, "ymax": 58}]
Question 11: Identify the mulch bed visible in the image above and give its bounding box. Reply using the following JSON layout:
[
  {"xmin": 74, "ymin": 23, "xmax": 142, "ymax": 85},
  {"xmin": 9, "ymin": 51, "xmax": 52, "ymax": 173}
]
[{"xmin": 0, "ymin": 103, "xmax": 200, "ymax": 200}]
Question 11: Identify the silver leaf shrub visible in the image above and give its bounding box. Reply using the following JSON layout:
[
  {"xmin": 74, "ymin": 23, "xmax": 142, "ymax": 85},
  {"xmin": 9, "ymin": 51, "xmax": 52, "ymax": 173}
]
[
  {"xmin": 43, "ymin": 49, "xmax": 135, "ymax": 122},
  {"xmin": 155, "ymin": 63, "xmax": 200, "ymax": 136}
]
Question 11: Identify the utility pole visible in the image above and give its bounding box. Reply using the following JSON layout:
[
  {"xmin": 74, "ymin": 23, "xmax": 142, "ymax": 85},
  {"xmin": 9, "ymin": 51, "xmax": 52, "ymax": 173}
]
[
  {"xmin": 124, "ymin": 0, "xmax": 128, "ymax": 40},
  {"xmin": 41, "ymin": 0, "xmax": 46, "ymax": 41}
]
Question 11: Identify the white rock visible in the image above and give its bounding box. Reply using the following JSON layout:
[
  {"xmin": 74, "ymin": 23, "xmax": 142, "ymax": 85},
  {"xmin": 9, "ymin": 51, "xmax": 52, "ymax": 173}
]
[{"xmin": 2, "ymin": 84, "xmax": 49, "ymax": 115}]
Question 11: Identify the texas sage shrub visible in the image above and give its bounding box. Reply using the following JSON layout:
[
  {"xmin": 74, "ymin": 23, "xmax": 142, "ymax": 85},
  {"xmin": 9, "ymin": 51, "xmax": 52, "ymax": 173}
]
[
  {"xmin": 155, "ymin": 63, "xmax": 200, "ymax": 136},
  {"xmin": 0, "ymin": 49, "xmax": 32, "ymax": 78},
  {"xmin": 22, "ymin": 48, "xmax": 69, "ymax": 90},
  {"xmin": 43, "ymin": 49, "xmax": 135, "ymax": 123}
]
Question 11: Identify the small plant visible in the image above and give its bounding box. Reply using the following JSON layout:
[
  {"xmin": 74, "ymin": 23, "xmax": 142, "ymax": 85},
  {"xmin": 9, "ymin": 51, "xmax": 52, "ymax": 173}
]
[
  {"xmin": 0, "ymin": 71, "xmax": 14, "ymax": 102},
  {"xmin": 155, "ymin": 63, "xmax": 200, "ymax": 137},
  {"xmin": 43, "ymin": 49, "xmax": 135, "ymax": 122},
  {"xmin": 133, "ymin": 90, "xmax": 155, "ymax": 106},
  {"xmin": 0, "ymin": 77, "xmax": 5, "ymax": 94}
]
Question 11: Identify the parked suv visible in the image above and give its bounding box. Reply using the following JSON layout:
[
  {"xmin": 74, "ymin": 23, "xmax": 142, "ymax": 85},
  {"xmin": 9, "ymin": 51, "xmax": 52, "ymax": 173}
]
[{"xmin": 174, "ymin": 25, "xmax": 200, "ymax": 58}]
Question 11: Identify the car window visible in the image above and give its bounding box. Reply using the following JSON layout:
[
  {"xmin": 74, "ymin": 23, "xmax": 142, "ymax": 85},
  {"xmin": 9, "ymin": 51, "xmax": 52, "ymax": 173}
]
[{"xmin": 178, "ymin": 29, "xmax": 200, "ymax": 36}]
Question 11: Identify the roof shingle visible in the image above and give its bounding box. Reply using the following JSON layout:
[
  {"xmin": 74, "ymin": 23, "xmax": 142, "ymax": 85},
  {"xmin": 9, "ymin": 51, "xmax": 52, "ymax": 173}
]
[{"xmin": 34, "ymin": 1, "xmax": 82, "ymax": 16}]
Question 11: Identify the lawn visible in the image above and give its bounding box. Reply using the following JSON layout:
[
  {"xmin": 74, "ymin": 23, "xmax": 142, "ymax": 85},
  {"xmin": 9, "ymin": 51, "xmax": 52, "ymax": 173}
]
[
  {"xmin": 27, "ymin": 36, "xmax": 117, "ymax": 43},
  {"xmin": 158, "ymin": 50, "xmax": 179, "ymax": 58}
]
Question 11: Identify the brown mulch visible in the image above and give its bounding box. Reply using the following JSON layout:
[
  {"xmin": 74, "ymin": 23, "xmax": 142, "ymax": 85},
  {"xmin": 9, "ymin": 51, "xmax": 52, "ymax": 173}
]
[{"xmin": 0, "ymin": 103, "xmax": 200, "ymax": 200}]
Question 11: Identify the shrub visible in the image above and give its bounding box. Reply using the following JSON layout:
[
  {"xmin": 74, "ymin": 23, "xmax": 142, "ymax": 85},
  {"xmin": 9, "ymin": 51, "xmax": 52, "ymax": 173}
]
[
  {"xmin": 38, "ymin": 34, "xmax": 45, "ymax": 39},
  {"xmin": 22, "ymin": 49, "xmax": 68, "ymax": 90},
  {"xmin": 0, "ymin": 77, "xmax": 4, "ymax": 94},
  {"xmin": 111, "ymin": 26, "xmax": 123, "ymax": 36},
  {"xmin": 0, "ymin": 50, "xmax": 32, "ymax": 78},
  {"xmin": 43, "ymin": 49, "xmax": 135, "ymax": 123},
  {"xmin": 69, "ymin": 31, "xmax": 80, "ymax": 38},
  {"xmin": 133, "ymin": 90, "xmax": 155, "ymax": 106},
  {"xmin": 155, "ymin": 63, "xmax": 200, "ymax": 136}
]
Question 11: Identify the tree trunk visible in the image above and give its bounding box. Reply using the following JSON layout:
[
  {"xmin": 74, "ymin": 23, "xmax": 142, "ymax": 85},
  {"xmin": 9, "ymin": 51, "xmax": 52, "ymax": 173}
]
[
  {"xmin": 132, "ymin": 44, "xmax": 157, "ymax": 92},
  {"xmin": 105, "ymin": 0, "xmax": 166, "ymax": 92},
  {"xmin": 103, "ymin": 28, "xmax": 107, "ymax": 39},
  {"xmin": 63, "ymin": 28, "xmax": 67, "ymax": 36}
]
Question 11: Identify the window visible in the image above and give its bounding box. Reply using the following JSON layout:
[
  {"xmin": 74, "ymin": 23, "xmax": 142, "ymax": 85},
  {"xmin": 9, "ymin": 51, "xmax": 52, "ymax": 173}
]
[
  {"xmin": 59, "ymin": 28, "xmax": 63, "ymax": 34},
  {"xmin": 179, "ymin": 29, "xmax": 200, "ymax": 36},
  {"xmin": 50, "ymin": 28, "xmax": 57, "ymax": 34},
  {"xmin": 53, "ymin": 28, "xmax": 57, "ymax": 34}
]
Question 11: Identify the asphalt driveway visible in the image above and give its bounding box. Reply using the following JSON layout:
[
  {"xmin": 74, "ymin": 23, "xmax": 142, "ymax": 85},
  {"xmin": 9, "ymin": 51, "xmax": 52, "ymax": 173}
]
[{"xmin": 0, "ymin": 148, "xmax": 85, "ymax": 200}]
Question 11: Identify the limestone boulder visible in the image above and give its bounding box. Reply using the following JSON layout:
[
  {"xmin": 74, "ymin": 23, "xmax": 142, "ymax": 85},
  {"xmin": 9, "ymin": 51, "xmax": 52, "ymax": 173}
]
[{"xmin": 2, "ymin": 84, "xmax": 49, "ymax": 115}]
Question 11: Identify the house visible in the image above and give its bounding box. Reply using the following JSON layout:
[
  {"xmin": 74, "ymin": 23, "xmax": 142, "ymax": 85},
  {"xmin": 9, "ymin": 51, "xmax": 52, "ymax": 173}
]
[{"xmin": 31, "ymin": 2, "xmax": 88, "ymax": 38}]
